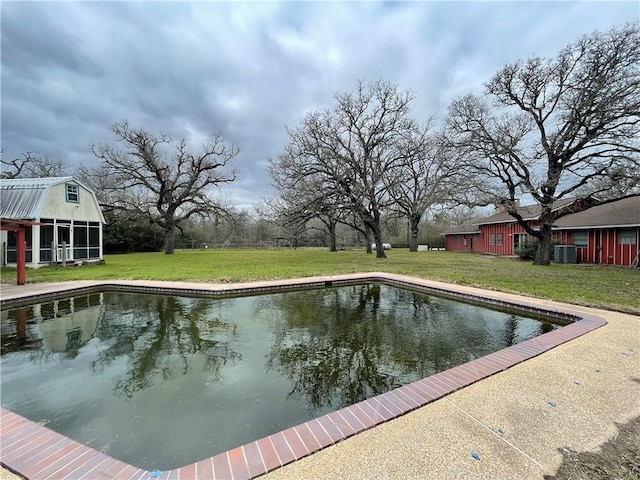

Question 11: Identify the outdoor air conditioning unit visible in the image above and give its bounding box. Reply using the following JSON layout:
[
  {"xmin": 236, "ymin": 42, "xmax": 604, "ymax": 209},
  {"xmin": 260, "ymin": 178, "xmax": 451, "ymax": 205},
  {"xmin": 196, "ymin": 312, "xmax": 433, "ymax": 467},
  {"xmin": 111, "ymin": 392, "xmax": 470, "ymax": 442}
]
[{"xmin": 554, "ymin": 245, "xmax": 577, "ymax": 264}]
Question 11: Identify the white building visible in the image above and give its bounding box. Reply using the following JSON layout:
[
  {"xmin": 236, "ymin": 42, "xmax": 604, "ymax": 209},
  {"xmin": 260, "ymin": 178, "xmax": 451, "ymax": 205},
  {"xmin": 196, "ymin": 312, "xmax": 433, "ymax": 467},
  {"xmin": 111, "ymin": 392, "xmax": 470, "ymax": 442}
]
[{"xmin": 0, "ymin": 177, "xmax": 105, "ymax": 268}]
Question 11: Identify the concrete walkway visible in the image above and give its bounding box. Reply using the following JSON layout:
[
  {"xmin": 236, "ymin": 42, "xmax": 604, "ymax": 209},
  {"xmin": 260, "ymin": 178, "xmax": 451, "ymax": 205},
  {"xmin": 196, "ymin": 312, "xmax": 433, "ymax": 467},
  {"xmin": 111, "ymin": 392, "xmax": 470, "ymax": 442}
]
[
  {"xmin": 264, "ymin": 306, "xmax": 639, "ymax": 479},
  {"xmin": 1, "ymin": 278, "xmax": 638, "ymax": 479}
]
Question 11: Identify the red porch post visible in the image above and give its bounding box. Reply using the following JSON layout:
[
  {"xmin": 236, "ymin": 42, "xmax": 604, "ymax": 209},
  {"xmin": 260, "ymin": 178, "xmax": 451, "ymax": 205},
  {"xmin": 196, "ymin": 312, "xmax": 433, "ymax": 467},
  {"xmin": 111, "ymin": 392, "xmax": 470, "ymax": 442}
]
[
  {"xmin": 1, "ymin": 218, "xmax": 42, "ymax": 286},
  {"xmin": 16, "ymin": 227, "xmax": 26, "ymax": 285}
]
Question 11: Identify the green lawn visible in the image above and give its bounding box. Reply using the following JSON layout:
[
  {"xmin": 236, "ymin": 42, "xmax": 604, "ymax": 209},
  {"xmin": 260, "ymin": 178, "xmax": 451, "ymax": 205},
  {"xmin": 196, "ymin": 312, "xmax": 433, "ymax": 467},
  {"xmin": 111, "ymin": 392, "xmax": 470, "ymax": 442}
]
[{"xmin": 2, "ymin": 249, "xmax": 639, "ymax": 313}]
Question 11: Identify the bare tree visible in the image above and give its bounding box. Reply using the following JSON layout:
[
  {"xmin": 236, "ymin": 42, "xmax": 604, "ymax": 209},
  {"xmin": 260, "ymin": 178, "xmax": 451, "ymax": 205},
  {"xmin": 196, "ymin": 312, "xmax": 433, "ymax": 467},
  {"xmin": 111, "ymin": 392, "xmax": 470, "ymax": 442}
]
[
  {"xmin": 268, "ymin": 158, "xmax": 348, "ymax": 252},
  {"xmin": 446, "ymin": 23, "xmax": 640, "ymax": 265},
  {"xmin": 276, "ymin": 80, "xmax": 418, "ymax": 258},
  {"xmin": 388, "ymin": 128, "xmax": 464, "ymax": 252},
  {"xmin": 91, "ymin": 121, "xmax": 238, "ymax": 254}
]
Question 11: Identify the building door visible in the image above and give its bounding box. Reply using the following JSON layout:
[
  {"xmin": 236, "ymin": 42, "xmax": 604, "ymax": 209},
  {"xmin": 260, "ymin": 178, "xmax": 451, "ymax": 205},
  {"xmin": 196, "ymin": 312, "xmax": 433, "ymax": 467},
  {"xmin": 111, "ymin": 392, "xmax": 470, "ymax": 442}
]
[
  {"xmin": 56, "ymin": 225, "xmax": 72, "ymax": 262},
  {"xmin": 513, "ymin": 233, "xmax": 527, "ymax": 252}
]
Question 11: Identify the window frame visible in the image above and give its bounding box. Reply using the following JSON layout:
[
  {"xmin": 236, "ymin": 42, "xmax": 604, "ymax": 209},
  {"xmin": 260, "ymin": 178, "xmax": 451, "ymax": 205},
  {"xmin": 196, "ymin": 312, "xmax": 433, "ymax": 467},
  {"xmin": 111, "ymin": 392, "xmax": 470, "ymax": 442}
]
[
  {"xmin": 618, "ymin": 229, "xmax": 637, "ymax": 245},
  {"xmin": 66, "ymin": 183, "xmax": 79, "ymax": 203},
  {"xmin": 572, "ymin": 231, "xmax": 589, "ymax": 247}
]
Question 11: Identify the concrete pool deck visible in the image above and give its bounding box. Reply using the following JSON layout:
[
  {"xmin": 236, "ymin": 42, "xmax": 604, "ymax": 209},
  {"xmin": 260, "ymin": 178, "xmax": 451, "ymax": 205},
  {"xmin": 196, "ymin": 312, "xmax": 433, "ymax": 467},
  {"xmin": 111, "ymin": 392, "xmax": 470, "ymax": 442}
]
[{"xmin": 1, "ymin": 275, "xmax": 638, "ymax": 479}]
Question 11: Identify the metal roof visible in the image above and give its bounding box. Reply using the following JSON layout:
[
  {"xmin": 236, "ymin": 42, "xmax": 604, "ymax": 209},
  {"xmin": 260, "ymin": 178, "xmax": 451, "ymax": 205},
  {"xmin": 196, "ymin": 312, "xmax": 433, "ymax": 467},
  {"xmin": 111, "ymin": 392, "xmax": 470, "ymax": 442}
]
[
  {"xmin": 0, "ymin": 177, "xmax": 105, "ymax": 222},
  {"xmin": 0, "ymin": 177, "xmax": 75, "ymax": 189}
]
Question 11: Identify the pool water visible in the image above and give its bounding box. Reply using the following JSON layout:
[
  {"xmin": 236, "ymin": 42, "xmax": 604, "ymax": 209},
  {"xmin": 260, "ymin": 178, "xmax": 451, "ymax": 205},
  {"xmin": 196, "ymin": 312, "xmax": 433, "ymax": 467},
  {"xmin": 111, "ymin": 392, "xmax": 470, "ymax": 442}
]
[{"xmin": 0, "ymin": 284, "xmax": 561, "ymax": 470}]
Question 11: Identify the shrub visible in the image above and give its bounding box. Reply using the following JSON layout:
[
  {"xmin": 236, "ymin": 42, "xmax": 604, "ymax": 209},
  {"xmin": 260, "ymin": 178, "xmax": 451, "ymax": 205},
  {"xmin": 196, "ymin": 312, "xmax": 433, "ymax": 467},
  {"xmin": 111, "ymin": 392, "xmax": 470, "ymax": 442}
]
[{"xmin": 514, "ymin": 240, "xmax": 538, "ymax": 260}]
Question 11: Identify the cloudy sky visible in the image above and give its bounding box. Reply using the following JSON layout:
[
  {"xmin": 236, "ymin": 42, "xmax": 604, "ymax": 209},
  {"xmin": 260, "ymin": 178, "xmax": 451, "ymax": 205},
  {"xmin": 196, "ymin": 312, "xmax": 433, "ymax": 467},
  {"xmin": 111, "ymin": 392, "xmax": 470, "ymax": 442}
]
[{"xmin": 1, "ymin": 1, "xmax": 637, "ymax": 208}]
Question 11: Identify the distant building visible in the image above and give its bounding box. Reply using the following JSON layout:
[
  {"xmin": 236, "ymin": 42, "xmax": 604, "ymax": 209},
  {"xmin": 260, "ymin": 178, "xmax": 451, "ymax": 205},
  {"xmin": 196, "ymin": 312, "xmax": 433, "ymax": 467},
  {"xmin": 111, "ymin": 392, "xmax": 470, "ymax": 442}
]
[
  {"xmin": 442, "ymin": 196, "xmax": 640, "ymax": 267},
  {"xmin": 0, "ymin": 177, "xmax": 105, "ymax": 268}
]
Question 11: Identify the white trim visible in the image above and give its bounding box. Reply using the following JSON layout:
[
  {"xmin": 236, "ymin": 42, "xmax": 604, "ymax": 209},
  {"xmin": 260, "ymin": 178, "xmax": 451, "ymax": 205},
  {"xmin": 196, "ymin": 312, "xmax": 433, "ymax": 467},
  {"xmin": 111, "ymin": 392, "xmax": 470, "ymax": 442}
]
[
  {"xmin": 442, "ymin": 231, "xmax": 480, "ymax": 236},
  {"xmin": 553, "ymin": 224, "xmax": 640, "ymax": 230},
  {"xmin": 475, "ymin": 219, "xmax": 519, "ymax": 226}
]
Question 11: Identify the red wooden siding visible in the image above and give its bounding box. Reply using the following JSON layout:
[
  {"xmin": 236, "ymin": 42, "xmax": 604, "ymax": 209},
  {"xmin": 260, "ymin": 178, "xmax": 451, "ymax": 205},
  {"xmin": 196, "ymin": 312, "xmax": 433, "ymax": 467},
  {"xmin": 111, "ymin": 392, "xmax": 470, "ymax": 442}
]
[
  {"xmin": 554, "ymin": 231, "xmax": 588, "ymax": 264},
  {"xmin": 557, "ymin": 228, "xmax": 639, "ymax": 266},
  {"xmin": 479, "ymin": 224, "xmax": 512, "ymax": 255},
  {"xmin": 446, "ymin": 226, "xmax": 639, "ymax": 267},
  {"xmin": 444, "ymin": 234, "xmax": 481, "ymax": 253},
  {"xmin": 478, "ymin": 223, "xmax": 538, "ymax": 256},
  {"xmin": 591, "ymin": 228, "xmax": 638, "ymax": 266}
]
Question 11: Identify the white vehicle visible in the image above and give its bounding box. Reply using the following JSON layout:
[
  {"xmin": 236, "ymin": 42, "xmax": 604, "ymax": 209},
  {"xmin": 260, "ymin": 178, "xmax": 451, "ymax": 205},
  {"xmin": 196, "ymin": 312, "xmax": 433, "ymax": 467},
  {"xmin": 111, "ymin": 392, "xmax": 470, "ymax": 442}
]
[{"xmin": 371, "ymin": 243, "xmax": 392, "ymax": 250}]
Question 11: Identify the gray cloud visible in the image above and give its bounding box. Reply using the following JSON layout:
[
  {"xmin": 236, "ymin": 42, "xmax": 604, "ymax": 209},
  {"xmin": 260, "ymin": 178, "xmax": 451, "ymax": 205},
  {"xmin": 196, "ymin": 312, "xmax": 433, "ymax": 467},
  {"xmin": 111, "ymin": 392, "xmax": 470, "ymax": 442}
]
[{"xmin": 1, "ymin": 1, "xmax": 636, "ymax": 208}]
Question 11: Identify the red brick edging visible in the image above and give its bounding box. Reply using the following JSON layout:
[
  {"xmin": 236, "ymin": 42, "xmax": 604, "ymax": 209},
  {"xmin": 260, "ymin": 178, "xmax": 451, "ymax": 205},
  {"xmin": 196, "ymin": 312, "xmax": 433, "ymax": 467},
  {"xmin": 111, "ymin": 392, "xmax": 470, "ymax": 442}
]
[{"xmin": 0, "ymin": 276, "xmax": 606, "ymax": 479}]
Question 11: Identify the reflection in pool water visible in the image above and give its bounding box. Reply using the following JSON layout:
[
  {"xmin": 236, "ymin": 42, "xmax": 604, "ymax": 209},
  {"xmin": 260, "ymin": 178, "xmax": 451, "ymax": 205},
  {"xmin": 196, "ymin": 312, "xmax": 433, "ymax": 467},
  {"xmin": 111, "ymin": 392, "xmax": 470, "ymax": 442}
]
[{"xmin": 0, "ymin": 284, "xmax": 560, "ymax": 470}]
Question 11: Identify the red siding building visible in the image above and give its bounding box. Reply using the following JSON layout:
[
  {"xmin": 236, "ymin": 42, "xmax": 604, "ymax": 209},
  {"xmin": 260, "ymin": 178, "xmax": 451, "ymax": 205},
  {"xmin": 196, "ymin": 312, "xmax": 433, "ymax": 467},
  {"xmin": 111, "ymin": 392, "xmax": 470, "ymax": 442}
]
[{"xmin": 443, "ymin": 196, "xmax": 640, "ymax": 267}]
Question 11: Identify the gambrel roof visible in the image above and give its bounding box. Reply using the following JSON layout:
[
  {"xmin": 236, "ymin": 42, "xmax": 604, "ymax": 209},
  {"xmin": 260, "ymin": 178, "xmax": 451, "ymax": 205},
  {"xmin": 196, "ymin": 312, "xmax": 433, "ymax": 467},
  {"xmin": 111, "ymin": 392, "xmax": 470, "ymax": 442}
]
[{"xmin": 0, "ymin": 177, "xmax": 105, "ymax": 223}]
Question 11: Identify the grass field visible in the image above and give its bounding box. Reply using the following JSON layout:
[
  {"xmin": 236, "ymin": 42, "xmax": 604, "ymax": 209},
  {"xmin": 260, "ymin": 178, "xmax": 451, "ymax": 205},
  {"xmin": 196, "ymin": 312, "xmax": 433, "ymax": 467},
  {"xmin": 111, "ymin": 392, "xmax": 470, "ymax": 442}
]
[{"xmin": 1, "ymin": 249, "xmax": 639, "ymax": 313}]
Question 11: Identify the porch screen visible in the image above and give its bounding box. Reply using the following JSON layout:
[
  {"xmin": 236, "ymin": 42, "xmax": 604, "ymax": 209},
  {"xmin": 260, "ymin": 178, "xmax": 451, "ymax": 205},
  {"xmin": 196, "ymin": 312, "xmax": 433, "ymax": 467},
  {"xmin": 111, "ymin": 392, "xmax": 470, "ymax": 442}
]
[
  {"xmin": 39, "ymin": 222, "xmax": 54, "ymax": 261},
  {"xmin": 89, "ymin": 222, "xmax": 100, "ymax": 258},
  {"xmin": 74, "ymin": 222, "xmax": 101, "ymax": 259},
  {"xmin": 6, "ymin": 228, "xmax": 33, "ymax": 263},
  {"xmin": 74, "ymin": 222, "xmax": 88, "ymax": 259}
]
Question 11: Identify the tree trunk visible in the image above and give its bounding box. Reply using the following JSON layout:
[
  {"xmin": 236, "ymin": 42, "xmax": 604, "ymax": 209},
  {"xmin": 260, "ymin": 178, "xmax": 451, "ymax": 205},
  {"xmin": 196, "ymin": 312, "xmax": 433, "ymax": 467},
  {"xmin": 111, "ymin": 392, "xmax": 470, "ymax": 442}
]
[
  {"xmin": 164, "ymin": 225, "xmax": 176, "ymax": 254},
  {"xmin": 365, "ymin": 226, "xmax": 373, "ymax": 254},
  {"xmin": 328, "ymin": 220, "xmax": 337, "ymax": 252},
  {"xmin": 370, "ymin": 223, "xmax": 387, "ymax": 259},
  {"xmin": 534, "ymin": 216, "xmax": 553, "ymax": 265},
  {"xmin": 408, "ymin": 217, "xmax": 420, "ymax": 252}
]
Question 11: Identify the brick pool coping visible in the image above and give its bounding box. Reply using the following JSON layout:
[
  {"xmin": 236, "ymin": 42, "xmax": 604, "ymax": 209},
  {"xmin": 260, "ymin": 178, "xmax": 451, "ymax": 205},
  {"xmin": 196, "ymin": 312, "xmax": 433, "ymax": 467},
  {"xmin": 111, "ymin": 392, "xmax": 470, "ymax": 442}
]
[{"xmin": 0, "ymin": 274, "xmax": 607, "ymax": 480}]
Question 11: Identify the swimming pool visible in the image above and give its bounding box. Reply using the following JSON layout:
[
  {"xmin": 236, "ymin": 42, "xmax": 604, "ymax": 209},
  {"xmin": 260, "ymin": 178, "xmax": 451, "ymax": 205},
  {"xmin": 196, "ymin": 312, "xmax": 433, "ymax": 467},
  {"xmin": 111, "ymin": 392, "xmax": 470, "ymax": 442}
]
[{"xmin": 0, "ymin": 274, "xmax": 607, "ymax": 479}]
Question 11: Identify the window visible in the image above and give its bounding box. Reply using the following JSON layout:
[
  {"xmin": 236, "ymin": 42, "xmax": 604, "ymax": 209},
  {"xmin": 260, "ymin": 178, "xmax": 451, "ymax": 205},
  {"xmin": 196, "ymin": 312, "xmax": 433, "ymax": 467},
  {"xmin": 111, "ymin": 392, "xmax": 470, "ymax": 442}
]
[
  {"xmin": 573, "ymin": 231, "xmax": 588, "ymax": 247},
  {"xmin": 496, "ymin": 233, "xmax": 503, "ymax": 246},
  {"xmin": 66, "ymin": 183, "xmax": 79, "ymax": 203},
  {"xmin": 618, "ymin": 229, "xmax": 637, "ymax": 245},
  {"xmin": 65, "ymin": 329, "xmax": 83, "ymax": 351},
  {"xmin": 454, "ymin": 235, "xmax": 459, "ymax": 245},
  {"xmin": 489, "ymin": 234, "xmax": 496, "ymax": 245}
]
